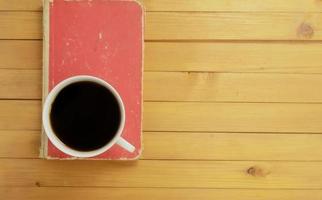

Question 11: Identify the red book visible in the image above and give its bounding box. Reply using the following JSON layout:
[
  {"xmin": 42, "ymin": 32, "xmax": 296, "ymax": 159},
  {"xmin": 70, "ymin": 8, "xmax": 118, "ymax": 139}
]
[{"xmin": 41, "ymin": 0, "xmax": 144, "ymax": 160}]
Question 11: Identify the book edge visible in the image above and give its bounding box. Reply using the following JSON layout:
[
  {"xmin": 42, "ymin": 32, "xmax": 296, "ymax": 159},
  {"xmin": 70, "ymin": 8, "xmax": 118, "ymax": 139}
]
[{"xmin": 40, "ymin": 0, "xmax": 50, "ymax": 159}]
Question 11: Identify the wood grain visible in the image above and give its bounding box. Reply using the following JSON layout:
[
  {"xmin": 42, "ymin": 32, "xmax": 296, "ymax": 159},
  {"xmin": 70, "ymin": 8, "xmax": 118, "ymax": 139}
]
[
  {"xmin": 0, "ymin": 100, "xmax": 40, "ymax": 130},
  {"xmin": 3, "ymin": 40, "xmax": 322, "ymax": 73},
  {"xmin": 0, "ymin": 40, "xmax": 41, "ymax": 69},
  {"xmin": 146, "ymin": 12, "xmax": 322, "ymax": 40},
  {"xmin": 0, "ymin": 130, "xmax": 39, "ymax": 158},
  {"xmin": 144, "ymin": 102, "xmax": 322, "ymax": 133},
  {"xmin": 0, "ymin": 12, "xmax": 41, "ymax": 39},
  {"xmin": 2, "ymin": 159, "xmax": 322, "ymax": 188},
  {"xmin": 2, "ymin": 100, "xmax": 322, "ymax": 133},
  {"xmin": 0, "ymin": 69, "xmax": 41, "ymax": 99},
  {"xmin": 2, "ymin": 0, "xmax": 322, "ymax": 12},
  {"xmin": 145, "ymin": 72, "xmax": 322, "ymax": 102},
  {"xmin": 2, "ymin": 130, "xmax": 322, "ymax": 161},
  {"xmin": 4, "ymin": 69, "xmax": 322, "ymax": 103},
  {"xmin": 0, "ymin": 0, "xmax": 42, "ymax": 11},
  {"xmin": 143, "ymin": 132, "xmax": 322, "ymax": 161},
  {"xmin": 2, "ymin": 187, "xmax": 322, "ymax": 200},
  {"xmin": 1, "ymin": 12, "xmax": 322, "ymax": 40},
  {"xmin": 145, "ymin": 42, "xmax": 322, "ymax": 73},
  {"xmin": 141, "ymin": 0, "xmax": 322, "ymax": 12}
]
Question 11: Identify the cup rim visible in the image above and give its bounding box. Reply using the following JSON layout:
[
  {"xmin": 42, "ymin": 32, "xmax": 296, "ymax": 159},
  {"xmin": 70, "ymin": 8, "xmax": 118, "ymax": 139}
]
[{"xmin": 42, "ymin": 75, "xmax": 126, "ymax": 158}]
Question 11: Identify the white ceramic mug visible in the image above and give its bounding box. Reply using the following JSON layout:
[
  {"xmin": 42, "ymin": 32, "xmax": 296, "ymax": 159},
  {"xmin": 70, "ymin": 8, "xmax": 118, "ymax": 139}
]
[{"xmin": 42, "ymin": 75, "xmax": 135, "ymax": 157}]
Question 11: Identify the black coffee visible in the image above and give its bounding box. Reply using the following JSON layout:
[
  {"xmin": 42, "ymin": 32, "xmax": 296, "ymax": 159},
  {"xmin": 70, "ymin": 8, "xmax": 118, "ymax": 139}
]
[{"xmin": 50, "ymin": 81, "xmax": 121, "ymax": 151}]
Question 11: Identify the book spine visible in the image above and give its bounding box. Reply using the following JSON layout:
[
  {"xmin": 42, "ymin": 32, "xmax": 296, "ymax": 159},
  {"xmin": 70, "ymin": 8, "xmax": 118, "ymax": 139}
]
[{"xmin": 40, "ymin": 0, "xmax": 51, "ymax": 158}]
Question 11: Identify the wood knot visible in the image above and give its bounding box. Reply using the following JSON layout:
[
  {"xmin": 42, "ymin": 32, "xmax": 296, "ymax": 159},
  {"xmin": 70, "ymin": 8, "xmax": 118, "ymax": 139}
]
[
  {"xmin": 297, "ymin": 23, "xmax": 314, "ymax": 39},
  {"xmin": 35, "ymin": 181, "xmax": 41, "ymax": 187},
  {"xmin": 247, "ymin": 166, "xmax": 270, "ymax": 177}
]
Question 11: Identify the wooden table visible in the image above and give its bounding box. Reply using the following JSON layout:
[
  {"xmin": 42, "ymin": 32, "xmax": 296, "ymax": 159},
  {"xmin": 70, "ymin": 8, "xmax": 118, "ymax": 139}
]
[{"xmin": 1, "ymin": 0, "xmax": 322, "ymax": 199}]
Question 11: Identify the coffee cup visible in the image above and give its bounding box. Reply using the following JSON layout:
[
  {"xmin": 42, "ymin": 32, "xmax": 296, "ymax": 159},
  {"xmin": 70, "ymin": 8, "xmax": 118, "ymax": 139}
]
[{"xmin": 42, "ymin": 75, "xmax": 135, "ymax": 158}]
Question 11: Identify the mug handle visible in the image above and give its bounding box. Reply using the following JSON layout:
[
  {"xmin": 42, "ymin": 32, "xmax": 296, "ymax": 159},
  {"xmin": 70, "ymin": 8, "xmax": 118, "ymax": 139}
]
[{"xmin": 116, "ymin": 137, "xmax": 135, "ymax": 152}]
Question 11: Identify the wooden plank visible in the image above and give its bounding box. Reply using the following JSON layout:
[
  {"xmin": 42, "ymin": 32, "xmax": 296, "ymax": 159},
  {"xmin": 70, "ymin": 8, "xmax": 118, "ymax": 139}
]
[
  {"xmin": 147, "ymin": 12, "xmax": 322, "ymax": 40},
  {"xmin": 143, "ymin": 102, "xmax": 322, "ymax": 133},
  {"xmin": 2, "ymin": 0, "xmax": 322, "ymax": 12},
  {"xmin": 143, "ymin": 132, "xmax": 322, "ymax": 161},
  {"xmin": 145, "ymin": 72, "xmax": 322, "ymax": 102},
  {"xmin": 2, "ymin": 100, "xmax": 322, "ymax": 133},
  {"xmin": 2, "ymin": 187, "xmax": 322, "ymax": 200},
  {"xmin": 1, "ymin": 12, "xmax": 322, "ymax": 40},
  {"xmin": 141, "ymin": 0, "xmax": 322, "ymax": 12},
  {"xmin": 2, "ymin": 130, "xmax": 322, "ymax": 161},
  {"xmin": 145, "ymin": 42, "xmax": 322, "ymax": 73},
  {"xmin": 3, "ymin": 40, "xmax": 322, "ymax": 73},
  {"xmin": 0, "ymin": 0, "xmax": 42, "ymax": 11},
  {"xmin": 0, "ymin": 40, "xmax": 42, "ymax": 69},
  {"xmin": 0, "ymin": 130, "xmax": 39, "ymax": 158},
  {"xmin": 0, "ymin": 69, "xmax": 41, "ymax": 99},
  {"xmin": 0, "ymin": 12, "xmax": 41, "ymax": 39},
  {"xmin": 2, "ymin": 159, "xmax": 322, "ymax": 188},
  {"xmin": 4, "ymin": 69, "xmax": 322, "ymax": 103},
  {"xmin": 0, "ymin": 100, "xmax": 40, "ymax": 130}
]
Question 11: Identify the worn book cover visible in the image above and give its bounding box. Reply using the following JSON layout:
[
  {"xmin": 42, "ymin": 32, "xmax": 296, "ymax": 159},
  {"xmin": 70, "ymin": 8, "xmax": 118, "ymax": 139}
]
[{"xmin": 41, "ymin": 0, "xmax": 143, "ymax": 160}]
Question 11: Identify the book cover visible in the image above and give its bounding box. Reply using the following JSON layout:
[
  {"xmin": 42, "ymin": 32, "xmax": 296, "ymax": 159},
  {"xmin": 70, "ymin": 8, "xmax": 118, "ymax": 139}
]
[{"xmin": 41, "ymin": 0, "xmax": 144, "ymax": 160}]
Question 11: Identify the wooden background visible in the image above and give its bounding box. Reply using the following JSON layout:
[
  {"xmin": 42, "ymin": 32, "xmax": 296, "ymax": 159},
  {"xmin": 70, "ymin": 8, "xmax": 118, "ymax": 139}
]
[{"xmin": 1, "ymin": 0, "xmax": 322, "ymax": 199}]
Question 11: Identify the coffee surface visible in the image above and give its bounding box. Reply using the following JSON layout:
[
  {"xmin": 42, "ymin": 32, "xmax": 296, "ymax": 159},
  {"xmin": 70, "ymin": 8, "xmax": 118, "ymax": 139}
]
[{"xmin": 50, "ymin": 81, "xmax": 121, "ymax": 151}]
